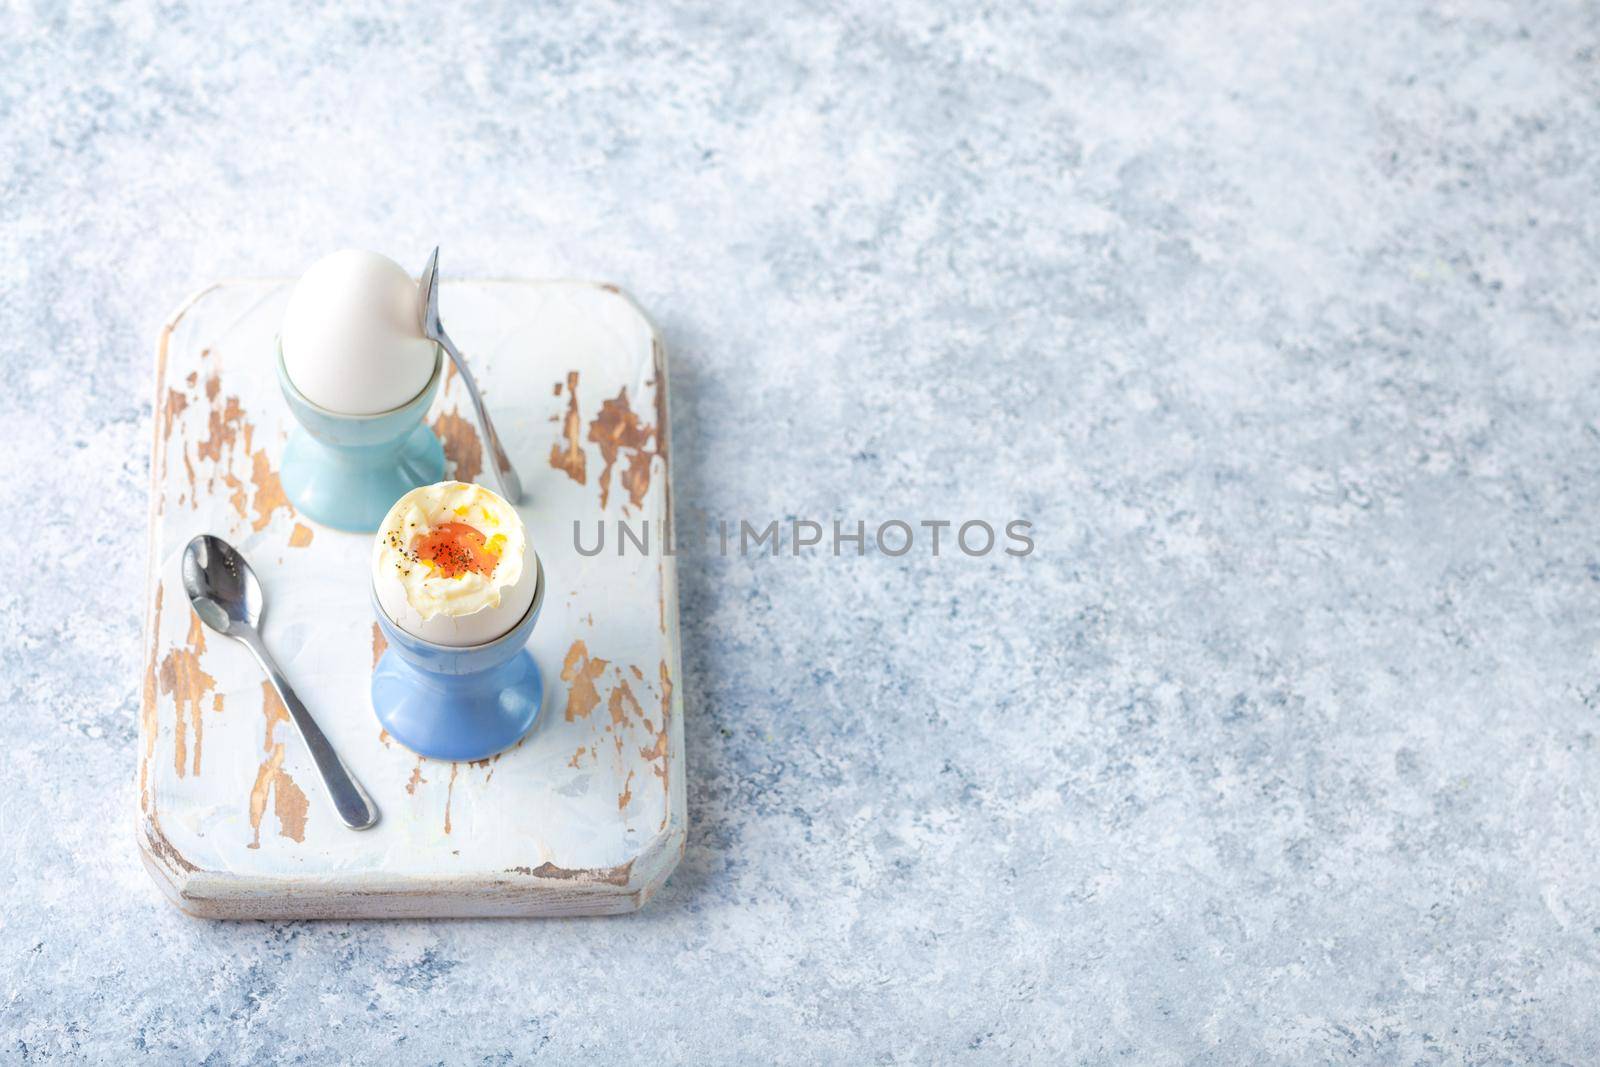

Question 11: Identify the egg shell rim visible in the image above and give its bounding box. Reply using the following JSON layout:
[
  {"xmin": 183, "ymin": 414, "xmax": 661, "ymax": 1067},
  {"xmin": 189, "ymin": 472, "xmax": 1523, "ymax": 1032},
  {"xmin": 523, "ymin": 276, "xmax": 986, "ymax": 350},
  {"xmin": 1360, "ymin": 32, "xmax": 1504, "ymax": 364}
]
[{"xmin": 372, "ymin": 552, "xmax": 545, "ymax": 652}]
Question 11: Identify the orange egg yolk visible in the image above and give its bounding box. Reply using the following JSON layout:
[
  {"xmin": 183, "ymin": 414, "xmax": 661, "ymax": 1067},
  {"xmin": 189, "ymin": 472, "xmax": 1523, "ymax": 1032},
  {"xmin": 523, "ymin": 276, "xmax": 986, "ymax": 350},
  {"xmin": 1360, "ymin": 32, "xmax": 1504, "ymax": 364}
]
[{"xmin": 411, "ymin": 522, "xmax": 498, "ymax": 579}]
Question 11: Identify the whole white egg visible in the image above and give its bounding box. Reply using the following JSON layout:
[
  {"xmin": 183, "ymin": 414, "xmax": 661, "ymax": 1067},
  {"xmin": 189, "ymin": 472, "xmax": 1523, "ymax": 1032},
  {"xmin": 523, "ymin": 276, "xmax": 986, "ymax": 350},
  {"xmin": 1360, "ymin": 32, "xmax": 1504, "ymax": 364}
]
[{"xmin": 280, "ymin": 249, "xmax": 438, "ymax": 415}]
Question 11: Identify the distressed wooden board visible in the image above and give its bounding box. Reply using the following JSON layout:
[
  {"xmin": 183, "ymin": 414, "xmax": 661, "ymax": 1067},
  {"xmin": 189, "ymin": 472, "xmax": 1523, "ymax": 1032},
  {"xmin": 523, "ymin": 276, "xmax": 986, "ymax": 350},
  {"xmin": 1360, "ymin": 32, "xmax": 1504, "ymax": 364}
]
[{"xmin": 139, "ymin": 279, "xmax": 685, "ymax": 918}]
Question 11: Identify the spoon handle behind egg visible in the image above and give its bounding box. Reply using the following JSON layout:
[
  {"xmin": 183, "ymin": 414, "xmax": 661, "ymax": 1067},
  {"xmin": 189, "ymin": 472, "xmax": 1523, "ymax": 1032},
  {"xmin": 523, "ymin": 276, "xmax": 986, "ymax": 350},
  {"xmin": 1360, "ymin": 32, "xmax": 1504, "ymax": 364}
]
[
  {"xmin": 435, "ymin": 331, "xmax": 523, "ymax": 504},
  {"xmin": 236, "ymin": 626, "xmax": 381, "ymax": 831}
]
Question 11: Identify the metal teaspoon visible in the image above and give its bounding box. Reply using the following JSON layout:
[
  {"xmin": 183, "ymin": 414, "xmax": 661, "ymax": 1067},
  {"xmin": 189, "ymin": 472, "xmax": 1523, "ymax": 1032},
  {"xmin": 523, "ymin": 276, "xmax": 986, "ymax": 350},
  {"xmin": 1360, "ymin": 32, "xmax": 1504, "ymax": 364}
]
[{"xmin": 180, "ymin": 534, "xmax": 380, "ymax": 830}]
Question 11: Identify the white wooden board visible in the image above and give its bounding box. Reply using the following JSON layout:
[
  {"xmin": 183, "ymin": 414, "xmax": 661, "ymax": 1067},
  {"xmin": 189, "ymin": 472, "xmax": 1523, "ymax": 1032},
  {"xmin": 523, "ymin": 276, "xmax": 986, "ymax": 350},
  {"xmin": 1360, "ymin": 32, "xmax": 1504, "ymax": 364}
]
[{"xmin": 139, "ymin": 279, "xmax": 685, "ymax": 918}]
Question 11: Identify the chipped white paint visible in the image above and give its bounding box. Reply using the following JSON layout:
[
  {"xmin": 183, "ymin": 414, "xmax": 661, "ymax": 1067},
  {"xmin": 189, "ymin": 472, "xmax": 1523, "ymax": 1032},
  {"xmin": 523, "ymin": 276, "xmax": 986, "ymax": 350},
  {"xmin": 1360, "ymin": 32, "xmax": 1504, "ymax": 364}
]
[{"xmin": 140, "ymin": 280, "xmax": 685, "ymax": 918}]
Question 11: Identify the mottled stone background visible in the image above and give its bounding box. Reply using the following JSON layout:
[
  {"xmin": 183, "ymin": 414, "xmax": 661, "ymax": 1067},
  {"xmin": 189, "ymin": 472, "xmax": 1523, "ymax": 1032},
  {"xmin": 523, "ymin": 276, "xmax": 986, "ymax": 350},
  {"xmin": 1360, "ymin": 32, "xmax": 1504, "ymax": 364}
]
[{"xmin": 3, "ymin": 0, "xmax": 1599, "ymax": 1062}]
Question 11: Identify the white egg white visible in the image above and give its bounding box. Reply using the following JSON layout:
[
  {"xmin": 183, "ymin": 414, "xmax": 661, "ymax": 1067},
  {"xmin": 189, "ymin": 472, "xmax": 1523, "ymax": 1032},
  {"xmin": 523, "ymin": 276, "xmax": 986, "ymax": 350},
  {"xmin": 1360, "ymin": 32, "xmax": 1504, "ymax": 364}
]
[
  {"xmin": 372, "ymin": 482, "xmax": 536, "ymax": 647},
  {"xmin": 281, "ymin": 249, "xmax": 437, "ymax": 415}
]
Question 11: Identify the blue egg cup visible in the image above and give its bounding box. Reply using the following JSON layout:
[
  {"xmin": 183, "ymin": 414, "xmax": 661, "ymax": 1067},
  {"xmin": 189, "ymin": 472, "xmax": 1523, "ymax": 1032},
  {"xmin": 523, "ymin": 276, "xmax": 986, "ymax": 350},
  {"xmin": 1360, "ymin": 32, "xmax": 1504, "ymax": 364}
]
[
  {"xmin": 371, "ymin": 555, "xmax": 546, "ymax": 762},
  {"xmin": 276, "ymin": 342, "xmax": 447, "ymax": 533}
]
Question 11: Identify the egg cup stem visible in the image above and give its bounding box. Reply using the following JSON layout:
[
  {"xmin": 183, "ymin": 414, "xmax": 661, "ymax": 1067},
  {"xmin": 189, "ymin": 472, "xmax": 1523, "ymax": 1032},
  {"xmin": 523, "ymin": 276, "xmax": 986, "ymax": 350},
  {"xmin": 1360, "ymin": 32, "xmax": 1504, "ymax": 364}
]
[
  {"xmin": 281, "ymin": 425, "xmax": 446, "ymax": 532},
  {"xmin": 372, "ymin": 647, "xmax": 542, "ymax": 762}
]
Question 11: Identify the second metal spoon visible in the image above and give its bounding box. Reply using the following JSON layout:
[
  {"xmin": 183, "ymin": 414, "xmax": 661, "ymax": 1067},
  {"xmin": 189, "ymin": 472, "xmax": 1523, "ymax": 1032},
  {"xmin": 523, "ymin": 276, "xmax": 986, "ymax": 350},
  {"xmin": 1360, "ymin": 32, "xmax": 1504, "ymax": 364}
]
[
  {"xmin": 180, "ymin": 534, "xmax": 380, "ymax": 831},
  {"xmin": 417, "ymin": 247, "xmax": 524, "ymax": 503}
]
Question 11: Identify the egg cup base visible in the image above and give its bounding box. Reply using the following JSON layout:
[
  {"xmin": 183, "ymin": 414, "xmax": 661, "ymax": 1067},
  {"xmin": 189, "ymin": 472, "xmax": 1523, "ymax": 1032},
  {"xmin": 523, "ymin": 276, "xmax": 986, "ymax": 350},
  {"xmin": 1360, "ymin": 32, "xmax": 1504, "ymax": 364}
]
[
  {"xmin": 281, "ymin": 424, "xmax": 446, "ymax": 532},
  {"xmin": 372, "ymin": 647, "xmax": 543, "ymax": 762}
]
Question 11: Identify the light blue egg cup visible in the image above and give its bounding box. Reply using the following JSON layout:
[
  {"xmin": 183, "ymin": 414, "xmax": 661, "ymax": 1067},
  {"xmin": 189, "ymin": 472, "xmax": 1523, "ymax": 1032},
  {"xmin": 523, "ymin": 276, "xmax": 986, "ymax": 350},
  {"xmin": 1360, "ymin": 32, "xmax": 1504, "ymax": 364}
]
[
  {"xmin": 276, "ymin": 341, "xmax": 447, "ymax": 532},
  {"xmin": 370, "ymin": 554, "xmax": 546, "ymax": 762}
]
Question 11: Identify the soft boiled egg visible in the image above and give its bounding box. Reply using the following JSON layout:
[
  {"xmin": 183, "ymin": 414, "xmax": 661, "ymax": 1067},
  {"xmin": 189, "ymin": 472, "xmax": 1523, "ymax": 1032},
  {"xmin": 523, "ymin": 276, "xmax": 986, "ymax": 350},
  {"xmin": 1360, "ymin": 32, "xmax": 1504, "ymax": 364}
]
[
  {"xmin": 372, "ymin": 481, "xmax": 537, "ymax": 647},
  {"xmin": 280, "ymin": 249, "xmax": 437, "ymax": 415}
]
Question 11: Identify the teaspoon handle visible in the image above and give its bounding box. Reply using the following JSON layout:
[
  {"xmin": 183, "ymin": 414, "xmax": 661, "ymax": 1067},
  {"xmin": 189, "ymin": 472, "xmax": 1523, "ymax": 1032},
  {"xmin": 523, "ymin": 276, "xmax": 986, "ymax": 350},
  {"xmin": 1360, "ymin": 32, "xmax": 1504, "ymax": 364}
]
[
  {"xmin": 435, "ymin": 330, "xmax": 524, "ymax": 504},
  {"xmin": 237, "ymin": 627, "xmax": 381, "ymax": 831}
]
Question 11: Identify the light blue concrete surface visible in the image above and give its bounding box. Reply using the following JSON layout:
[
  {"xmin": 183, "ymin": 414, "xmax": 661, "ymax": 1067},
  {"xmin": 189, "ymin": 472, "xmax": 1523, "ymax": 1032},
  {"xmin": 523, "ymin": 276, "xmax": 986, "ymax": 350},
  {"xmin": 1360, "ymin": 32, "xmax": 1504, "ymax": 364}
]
[{"xmin": 4, "ymin": 1, "xmax": 1600, "ymax": 1062}]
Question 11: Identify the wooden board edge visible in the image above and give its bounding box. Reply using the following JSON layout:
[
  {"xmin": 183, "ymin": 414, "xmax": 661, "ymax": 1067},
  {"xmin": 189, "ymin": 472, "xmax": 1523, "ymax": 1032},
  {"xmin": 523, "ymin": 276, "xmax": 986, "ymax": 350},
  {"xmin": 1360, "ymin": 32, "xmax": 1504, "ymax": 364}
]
[
  {"xmin": 139, "ymin": 283, "xmax": 224, "ymax": 844},
  {"xmin": 135, "ymin": 813, "xmax": 686, "ymax": 920}
]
